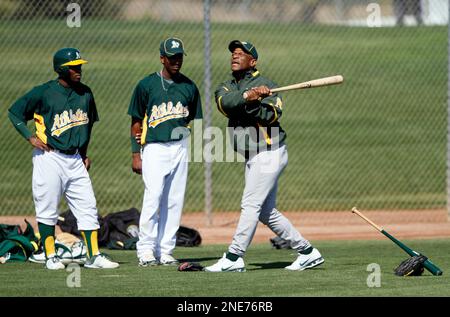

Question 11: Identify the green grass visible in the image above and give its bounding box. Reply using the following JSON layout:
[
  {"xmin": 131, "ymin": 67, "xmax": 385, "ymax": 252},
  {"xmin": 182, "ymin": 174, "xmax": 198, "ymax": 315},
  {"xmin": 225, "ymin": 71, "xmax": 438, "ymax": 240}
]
[
  {"xmin": 0, "ymin": 20, "xmax": 447, "ymax": 214},
  {"xmin": 1, "ymin": 239, "xmax": 449, "ymax": 297}
]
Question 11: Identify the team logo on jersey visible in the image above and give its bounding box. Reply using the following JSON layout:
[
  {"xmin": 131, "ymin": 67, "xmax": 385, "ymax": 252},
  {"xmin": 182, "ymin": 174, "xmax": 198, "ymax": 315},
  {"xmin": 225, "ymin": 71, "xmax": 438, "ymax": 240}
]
[
  {"xmin": 148, "ymin": 101, "xmax": 189, "ymax": 128},
  {"xmin": 51, "ymin": 109, "xmax": 89, "ymax": 136},
  {"xmin": 171, "ymin": 40, "xmax": 180, "ymax": 48}
]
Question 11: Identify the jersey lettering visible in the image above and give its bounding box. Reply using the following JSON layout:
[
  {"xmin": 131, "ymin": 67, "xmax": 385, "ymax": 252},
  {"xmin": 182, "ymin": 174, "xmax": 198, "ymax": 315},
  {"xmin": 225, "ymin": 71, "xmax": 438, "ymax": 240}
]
[
  {"xmin": 51, "ymin": 108, "xmax": 89, "ymax": 136},
  {"xmin": 148, "ymin": 101, "xmax": 189, "ymax": 128}
]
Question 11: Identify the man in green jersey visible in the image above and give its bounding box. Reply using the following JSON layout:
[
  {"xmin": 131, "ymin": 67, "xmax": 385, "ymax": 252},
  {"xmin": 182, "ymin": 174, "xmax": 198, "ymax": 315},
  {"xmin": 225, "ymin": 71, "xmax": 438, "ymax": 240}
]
[
  {"xmin": 128, "ymin": 38, "xmax": 203, "ymax": 266},
  {"xmin": 8, "ymin": 48, "xmax": 119, "ymax": 270},
  {"xmin": 205, "ymin": 40, "xmax": 324, "ymax": 272}
]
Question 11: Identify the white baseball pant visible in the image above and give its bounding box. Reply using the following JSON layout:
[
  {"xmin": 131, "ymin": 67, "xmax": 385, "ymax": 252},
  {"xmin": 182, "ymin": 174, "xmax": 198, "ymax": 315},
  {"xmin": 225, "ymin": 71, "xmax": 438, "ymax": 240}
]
[
  {"xmin": 32, "ymin": 148, "xmax": 99, "ymax": 230},
  {"xmin": 136, "ymin": 138, "xmax": 188, "ymax": 259}
]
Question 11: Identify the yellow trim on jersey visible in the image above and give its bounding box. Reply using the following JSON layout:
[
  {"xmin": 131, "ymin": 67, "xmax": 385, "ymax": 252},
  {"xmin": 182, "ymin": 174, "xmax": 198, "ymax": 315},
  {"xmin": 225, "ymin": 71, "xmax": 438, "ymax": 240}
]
[
  {"xmin": 16, "ymin": 243, "xmax": 27, "ymax": 258},
  {"xmin": 33, "ymin": 114, "xmax": 47, "ymax": 144},
  {"xmin": 217, "ymin": 95, "xmax": 228, "ymax": 118},
  {"xmin": 51, "ymin": 121, "xmax": 88, "ymax": 137},
  {"xmin": 149, "ymin": 114, "xmax": 188, "ymax": 128},
  {"xmin": 252, "ymin": 71, "xmax": 260, "ymax": 77},
  {"xmin": 267, "ymin": 103, "xmax": 278, "ymax": 125},
  {"xmin": 141, "ymin": 113, "xmax": 148, "ymax": 145},
  {"xmin": 60, "ymin": 59, "xmax": 88, "ymax": 66},
  {"xmin": 274, "ymin": 97, "xmax": 283, "ymax": 109},
  {"xmin": 30, "ymin": 241, "xmax": 38, "ymax": 252},
  {"xmin": 257, "ymin": 123, "xmax": 272, "ymax": 145}
]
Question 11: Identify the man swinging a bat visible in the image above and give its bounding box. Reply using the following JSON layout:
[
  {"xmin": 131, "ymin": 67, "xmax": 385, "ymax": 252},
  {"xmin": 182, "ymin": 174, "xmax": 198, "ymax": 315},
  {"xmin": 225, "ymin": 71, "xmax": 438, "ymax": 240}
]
[{"xmin": 205, "ymin": 40, "xmax": 324, "ymax": 272}]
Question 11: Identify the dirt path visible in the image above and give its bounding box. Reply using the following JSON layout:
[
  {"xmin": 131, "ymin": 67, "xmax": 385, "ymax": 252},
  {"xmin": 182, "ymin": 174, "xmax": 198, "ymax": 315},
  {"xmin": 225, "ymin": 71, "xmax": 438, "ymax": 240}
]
[{"xmin": 2, "ymin": 209, "xmax": 449, "ymax": 245}]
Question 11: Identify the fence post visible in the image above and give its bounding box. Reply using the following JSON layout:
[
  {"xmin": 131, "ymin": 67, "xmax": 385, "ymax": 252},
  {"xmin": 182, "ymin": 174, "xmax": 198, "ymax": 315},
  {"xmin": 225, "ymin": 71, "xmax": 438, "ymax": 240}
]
[
  {"xmin": 203, "ymin": 0, "xmax": 213, "ymax": 226},
  {"xmin": 447, "ymin": 0, "xmax": 450, "ymax": 221}
]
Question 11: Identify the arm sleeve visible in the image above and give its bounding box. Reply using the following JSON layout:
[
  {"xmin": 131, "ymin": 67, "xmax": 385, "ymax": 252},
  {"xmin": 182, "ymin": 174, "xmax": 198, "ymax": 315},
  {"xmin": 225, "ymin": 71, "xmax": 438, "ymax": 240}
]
[
  {"xmin": 88, "ymin": 90, "xmax": 99, "ymax": 125},
  {"xmin": 8, "ymin": 111, "xmax": 33, "ymax": 140},
  {"xmin": 127, "ymin": 80, "xmax": 148, "ymax": 120},
  {"xmin": 189, "ymin": 84, "xmax": 203, "ymax": 121},
  {"xmin": 214, "ymin": 84, "xmax": 247, "ymax": 117},
  {"xmin": 81, "ymin": 90, "xmax": 99, "ymax": 156},
  {"xmin": 244, "ymin": 93, "xmax": 283, "ymax": 125},
  {"xmin": 8, "ymin": 87, "xmax": 42, "ymax": 140}
]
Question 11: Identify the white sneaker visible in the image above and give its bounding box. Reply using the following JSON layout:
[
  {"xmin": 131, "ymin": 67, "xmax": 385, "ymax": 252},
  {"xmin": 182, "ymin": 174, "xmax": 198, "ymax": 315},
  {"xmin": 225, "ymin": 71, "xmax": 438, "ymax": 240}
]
[
  {"xmin": 159, "ymin": 254, "xmax": 179, "ymax": 266},
  {"xmin": 55, "ymin": 242, "xmax": 73, "ymax": 265},
  {"xmin": 84, "ymin": 254, "xmax": 119, "ymax": 269},
  {"xmin": 204, "ymin": 253, "xmax": 246, "ymax": 272},
  {"xmin": 31, "ymin": 242, "xmax": 87, "ymax": 265},
  {"xmin": 285, "ymin": 248, "xmax": 324, "ymax": 271},
  {"xmin": 138, "ymin": 252, "xmax": 158, "ymax": 267},
  {"xmin": 69, "ymin": 241, "xmax": 87, "ymax": 264},
  {"xmin": 45, "ymin": 256, "xmax": 65, "ymax": 270},
  {"xmin": 29, "ymin": 251, "xmax": 46, "ymax": 264}
]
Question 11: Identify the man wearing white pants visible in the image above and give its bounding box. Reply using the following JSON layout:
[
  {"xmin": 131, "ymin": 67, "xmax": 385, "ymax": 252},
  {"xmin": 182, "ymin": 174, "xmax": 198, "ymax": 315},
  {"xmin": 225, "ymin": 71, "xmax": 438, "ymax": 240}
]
[
  {"xmin": 139, "ymin": 139, "xmax": 188, "ymax": 260},
  {"xmin": 8, "ymin": 48, "xmax": 119, "ymax": 270},
  {"xmin": 32, "ymin": 149, "xmax": 99, "ymax": 231},
  {"xmin": 128, "ymin": 37, "xmax": 202, "ymax": 266}
]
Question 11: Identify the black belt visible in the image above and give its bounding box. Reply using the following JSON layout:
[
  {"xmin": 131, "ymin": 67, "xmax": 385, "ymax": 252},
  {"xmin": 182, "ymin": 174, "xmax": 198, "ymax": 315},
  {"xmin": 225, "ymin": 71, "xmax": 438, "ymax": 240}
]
[{"xmin": 51, "ymin": 147, "xmax": 78, "ymax": 155}]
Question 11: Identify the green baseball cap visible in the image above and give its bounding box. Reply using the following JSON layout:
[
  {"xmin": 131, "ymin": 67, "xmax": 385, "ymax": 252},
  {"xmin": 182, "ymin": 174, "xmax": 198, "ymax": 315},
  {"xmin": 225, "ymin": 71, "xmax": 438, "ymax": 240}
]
[
  {"xmin": 160, "ymin": 37, "xmax": 186, "ymax": 57},
  {"xmin": 228, "ymin": 40, "xmax": 258, "ymax": 60}
]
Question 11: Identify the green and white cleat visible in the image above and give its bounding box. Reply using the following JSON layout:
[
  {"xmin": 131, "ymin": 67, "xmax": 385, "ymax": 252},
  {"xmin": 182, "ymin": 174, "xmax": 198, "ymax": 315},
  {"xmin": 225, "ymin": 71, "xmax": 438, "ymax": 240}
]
[
  {"xmin": 285, "ymin": 248, "xmax": 324, "ymax": 271},
  {"xmin": 45, "ymin": 256, "xmax": 65, "ymax": 270},
  {"xmin": 204, "ymin": 253, "xmax": 246, "ymax": 272},
  {"xmin": 84, "ymin": 253, "xmax": 119, "ymax": 269}
]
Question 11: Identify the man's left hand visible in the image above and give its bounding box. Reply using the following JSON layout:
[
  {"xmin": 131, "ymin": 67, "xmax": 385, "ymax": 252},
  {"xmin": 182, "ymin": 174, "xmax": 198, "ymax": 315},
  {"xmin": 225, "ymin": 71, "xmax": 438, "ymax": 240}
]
[{"xmin": 82, "ymin": 156, "xmax": 91, "ymax": 171}]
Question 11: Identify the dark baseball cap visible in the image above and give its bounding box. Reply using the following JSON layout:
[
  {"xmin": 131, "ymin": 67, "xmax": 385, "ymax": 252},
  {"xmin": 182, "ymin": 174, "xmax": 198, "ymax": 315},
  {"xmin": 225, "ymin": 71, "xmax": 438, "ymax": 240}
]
[
  {"xmin": 160, "ymin": 37, "xmax": 186, "ymax": 57},
  {"xmin": 228, "ymin": 40, "xmax": 258, "ymax": 60}
]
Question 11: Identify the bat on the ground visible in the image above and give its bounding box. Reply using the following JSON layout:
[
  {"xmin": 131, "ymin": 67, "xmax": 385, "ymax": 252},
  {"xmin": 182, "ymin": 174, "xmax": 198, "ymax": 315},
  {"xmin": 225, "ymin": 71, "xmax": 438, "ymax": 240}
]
[
  {"xmin": 270, "ymin": 75, "xmax": 343, "ymax": 93},
  {"xmin": 351, "ymin": 207, "xmax": 443, "ymax": 276}
]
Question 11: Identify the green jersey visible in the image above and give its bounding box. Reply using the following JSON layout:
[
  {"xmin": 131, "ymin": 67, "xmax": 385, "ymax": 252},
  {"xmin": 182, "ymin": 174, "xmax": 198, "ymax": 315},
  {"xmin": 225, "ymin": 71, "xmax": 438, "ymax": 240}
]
[
  {"xmin": 128, "ymin": 72, "xmax": 203, "ymax": 144},
  {"xmin": 214, "ymin": 69, "xmax": 286, "ymax": 154},
  {"xmin": 8, "ymin": 79, "xmax": 99, "ymax": 153}
]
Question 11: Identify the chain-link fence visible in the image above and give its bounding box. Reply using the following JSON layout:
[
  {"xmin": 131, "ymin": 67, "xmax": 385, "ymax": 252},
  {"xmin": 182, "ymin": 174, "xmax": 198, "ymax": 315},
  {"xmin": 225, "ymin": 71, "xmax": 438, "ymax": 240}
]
[{"xmin": 0, "ymin": 0, "xmax": 448, "ymax": 223}]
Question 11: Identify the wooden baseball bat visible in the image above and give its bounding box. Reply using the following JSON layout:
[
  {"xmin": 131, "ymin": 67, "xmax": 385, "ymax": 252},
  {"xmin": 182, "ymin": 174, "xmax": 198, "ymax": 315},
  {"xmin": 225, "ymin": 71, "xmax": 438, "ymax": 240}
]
[
  {"xmin": 351, "ymin": 207, "xmax": 443, "ymax": 276},
  {"xmin": 270, "ymin": 75, "xmax": 343, "ymax": 93}
]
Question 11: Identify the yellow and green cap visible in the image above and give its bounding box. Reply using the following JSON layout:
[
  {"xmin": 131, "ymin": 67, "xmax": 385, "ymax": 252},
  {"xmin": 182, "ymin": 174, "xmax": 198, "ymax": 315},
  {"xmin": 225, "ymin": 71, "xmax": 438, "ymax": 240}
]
[
  {"xmin": 53, "ymin": 47, "xmax": 87, "ymax": 76},
  {"xmin": 228, "ymin": 40, "xmax": 258, "ymax": 60}
]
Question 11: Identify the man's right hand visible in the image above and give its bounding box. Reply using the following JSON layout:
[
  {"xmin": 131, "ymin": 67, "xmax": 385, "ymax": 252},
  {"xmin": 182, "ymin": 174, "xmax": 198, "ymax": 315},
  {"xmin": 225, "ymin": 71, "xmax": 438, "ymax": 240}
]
[
  {"xmin": 134, "ymin": 132, "xmax": 142, "ymax": 145},
  {"xmin": 244, "ymin": 85, "xmax": 272, "ymax": 101},
  {"xmin": 29, "ymin": 136, "xmax": 50, "ymax": 151},
  {"xmin": 132, "ymin": 152, "xmax": 142, "ymax": 175}
]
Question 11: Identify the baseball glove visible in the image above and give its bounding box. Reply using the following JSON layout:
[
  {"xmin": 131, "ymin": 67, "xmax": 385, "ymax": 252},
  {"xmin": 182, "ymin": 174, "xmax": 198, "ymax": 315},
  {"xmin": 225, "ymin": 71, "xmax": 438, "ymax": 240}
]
[
  {"xmin": 394, "ymin": 255, "xmax": 427, "ymax": 276},
  {"xmin": 177, "ymin": 262, "xmax": 204, "ymax": 272}
]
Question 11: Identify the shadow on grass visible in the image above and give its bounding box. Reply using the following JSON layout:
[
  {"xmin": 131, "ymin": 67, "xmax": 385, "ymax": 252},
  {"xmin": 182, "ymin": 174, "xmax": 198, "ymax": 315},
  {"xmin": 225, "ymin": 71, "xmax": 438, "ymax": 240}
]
[
  {"xmin": 249, "ymin": 261, "xmax": 327, "ymax": 271},
  {"xmin": 178, "ymin": 257, "xmax": 221, "ymax": 263},
  {"xmin": 248, "ymin": 261, "xmax": 292, "ymax": 270}
]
